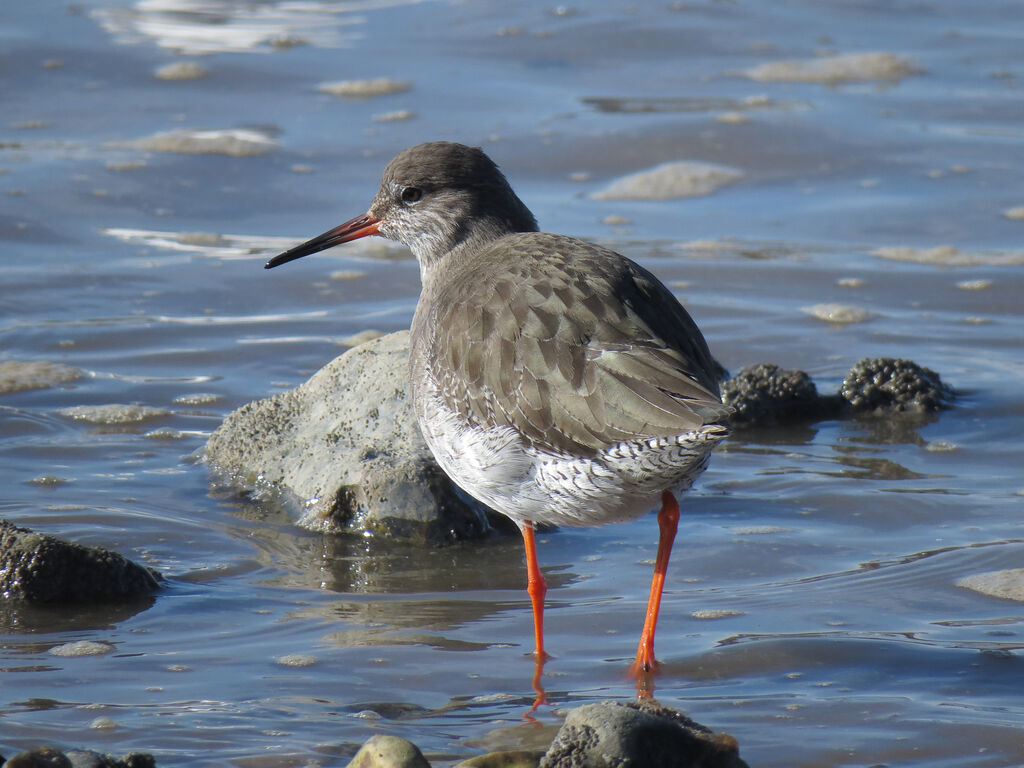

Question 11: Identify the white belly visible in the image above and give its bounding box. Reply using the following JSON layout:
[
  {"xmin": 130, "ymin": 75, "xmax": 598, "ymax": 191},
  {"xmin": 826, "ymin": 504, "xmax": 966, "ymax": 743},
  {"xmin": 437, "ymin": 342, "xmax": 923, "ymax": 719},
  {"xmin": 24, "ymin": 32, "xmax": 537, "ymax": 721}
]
[{"xmin": 414, "ymin": 389, "xmax": 726, "ymax": 528}]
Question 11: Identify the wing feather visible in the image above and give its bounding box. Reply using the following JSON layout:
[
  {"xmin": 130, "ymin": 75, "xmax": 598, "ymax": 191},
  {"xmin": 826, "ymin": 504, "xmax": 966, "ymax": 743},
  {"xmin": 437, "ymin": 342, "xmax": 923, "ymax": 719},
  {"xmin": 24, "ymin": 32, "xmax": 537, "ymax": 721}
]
[{"xmin": 420, "ymin": 232, "xmax": 731, "ymax": 455}]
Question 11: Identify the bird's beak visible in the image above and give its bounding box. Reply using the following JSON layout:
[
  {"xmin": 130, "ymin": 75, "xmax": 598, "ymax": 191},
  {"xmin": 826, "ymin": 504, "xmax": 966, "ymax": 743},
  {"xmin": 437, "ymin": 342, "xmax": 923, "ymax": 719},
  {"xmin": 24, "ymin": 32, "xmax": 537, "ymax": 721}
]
[{"xmin": 264, "ymin": 213, "xmax": 382, "ymax": 269}]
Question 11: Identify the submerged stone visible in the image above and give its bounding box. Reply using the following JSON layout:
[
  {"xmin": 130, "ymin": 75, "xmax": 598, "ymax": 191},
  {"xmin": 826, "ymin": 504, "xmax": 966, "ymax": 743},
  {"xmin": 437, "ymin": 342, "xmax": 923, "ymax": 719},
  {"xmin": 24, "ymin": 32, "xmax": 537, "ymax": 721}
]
[
  {"xmin": 744, "ymin": 52, "xmax": 921, "ymax": 83},
  {"xmin": 957, "ymin": 569, "xmax": 1024, "ymax": 602},
  {"xmin": 592, "ymin": 161, "xmax": 742, "ymax": 200},
  {"xmin": 119, "ymin": 128, "xmax": 277, "ymax": 157},
  {"xmin": 871, "ymin": 245, "xmax": 1024, "ymax": 266},
  {"xmin": 58, "ymin": 404, "xmax": 170, "ymax": 425},
  {"xmin": 0, "ymin": 360, "xmax": 82, "ymax": 395}
]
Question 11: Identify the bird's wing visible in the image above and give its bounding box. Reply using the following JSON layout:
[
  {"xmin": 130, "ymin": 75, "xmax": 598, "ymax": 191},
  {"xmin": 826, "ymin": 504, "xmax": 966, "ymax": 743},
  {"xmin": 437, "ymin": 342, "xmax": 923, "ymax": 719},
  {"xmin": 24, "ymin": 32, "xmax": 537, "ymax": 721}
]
[{"xmin": 425, "ymin": 233, "xmax": 730, "ymax": 456}]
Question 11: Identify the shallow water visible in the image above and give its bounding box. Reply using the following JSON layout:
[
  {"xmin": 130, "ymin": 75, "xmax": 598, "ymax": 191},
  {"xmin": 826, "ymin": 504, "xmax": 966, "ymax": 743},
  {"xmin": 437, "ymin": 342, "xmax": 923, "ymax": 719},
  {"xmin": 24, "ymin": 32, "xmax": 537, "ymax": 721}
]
[{"xmin": 2, "ymin": 1, "xmax": 1023, "ymax": 765}]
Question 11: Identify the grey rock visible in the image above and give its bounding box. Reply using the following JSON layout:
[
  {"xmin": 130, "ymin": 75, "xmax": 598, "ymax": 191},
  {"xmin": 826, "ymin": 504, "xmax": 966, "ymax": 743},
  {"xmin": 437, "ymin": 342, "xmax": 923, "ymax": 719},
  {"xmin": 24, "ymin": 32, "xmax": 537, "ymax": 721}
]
[
  {"xmin": 721, "ymin": 363, "xmax": 838, "ymax": 427},
  {"xmin": 539, "ymin": 700, "xmax": 747, "ymax": 768},
  {"xmin": 840, "ymin": 357, "xmax": 953, "ymax": 413},
  {"xmin": 0, "ymin": 520, "xmax": 161, "ymax": 603},
  {"xmin": 205, "ymin": 331, "xmax": 493, "ymax": 542},
  {"xmin": 345, "ymin": 734, "xmax": 431, "ymax": 768}
]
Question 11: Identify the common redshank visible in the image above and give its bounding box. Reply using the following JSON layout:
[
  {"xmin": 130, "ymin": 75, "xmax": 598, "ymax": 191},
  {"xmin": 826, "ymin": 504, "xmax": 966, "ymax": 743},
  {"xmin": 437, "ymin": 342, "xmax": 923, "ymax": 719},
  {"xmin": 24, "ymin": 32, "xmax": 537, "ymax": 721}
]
[{"xmin": 265, "ymin": 142, "xmax": 731, "ymax": 695}]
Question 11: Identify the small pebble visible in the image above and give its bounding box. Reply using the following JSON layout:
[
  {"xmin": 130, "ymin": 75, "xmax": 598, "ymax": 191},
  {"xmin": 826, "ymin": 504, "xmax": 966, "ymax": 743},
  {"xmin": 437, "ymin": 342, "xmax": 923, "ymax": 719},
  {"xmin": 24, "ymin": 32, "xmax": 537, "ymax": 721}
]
[
  {"xmin": 173, "ymin": 392, "xmax": 221, "ymax": 406},
  {"xmin": 317, "ymin": 78, "xmax": 410, "ymax": 97},
  {"xmin": 50, "ymin": 641, "xmax": 114, "ymax": 657},
  {"xmin": 154, "ymin": 62, "xmax": 207, "ymax": 80},
  {"xmin": 732, "ymin": 525, "xmax": 790, "ymax": 535},
  {"xmin": 691, "ymin": 609, "xmax": 745, "ymax": 619},
  {"xmin": 144, "ymin": 427, "xmax": 186, "ymax": 440},
  {"xmin": 276, "ymin": 653, "xmax": 318, "ymax": 667},
  {"xmin": 956, "ymin": 279, "xmax": 993, "ymax": 290},
  {"xmin": 29, "ymin": 475, "xmax": 68, "ymax": 486},
  {"xmin": 329, "ymin": 269, "xmax": 367, "ymax": 281},
  {"xmin": 602, "ymin": 215, "xmax": 632, "ymax": 226},
  {"xmin": 373, "ymin": 110, "xmax": 416, "ymax": 122},
  {"xmin": 802, "ymin": 303, "xmax": 875, "ymax": 324}
]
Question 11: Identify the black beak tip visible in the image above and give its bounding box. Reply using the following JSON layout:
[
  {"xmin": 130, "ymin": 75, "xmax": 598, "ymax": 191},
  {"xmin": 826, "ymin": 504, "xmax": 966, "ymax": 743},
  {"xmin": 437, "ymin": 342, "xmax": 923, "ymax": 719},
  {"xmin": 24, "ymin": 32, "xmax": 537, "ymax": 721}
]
[{"xmin": 264, "ymin": 251, "xmax": 295, "ymax": 270}]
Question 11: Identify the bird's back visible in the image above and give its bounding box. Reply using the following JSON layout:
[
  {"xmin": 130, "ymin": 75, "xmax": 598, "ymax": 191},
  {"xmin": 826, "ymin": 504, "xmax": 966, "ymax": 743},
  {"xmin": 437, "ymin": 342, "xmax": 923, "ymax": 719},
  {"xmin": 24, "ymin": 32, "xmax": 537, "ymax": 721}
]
[{"xmin": 411, "ymin": 231, "xmax": 730, "ymax": 458}]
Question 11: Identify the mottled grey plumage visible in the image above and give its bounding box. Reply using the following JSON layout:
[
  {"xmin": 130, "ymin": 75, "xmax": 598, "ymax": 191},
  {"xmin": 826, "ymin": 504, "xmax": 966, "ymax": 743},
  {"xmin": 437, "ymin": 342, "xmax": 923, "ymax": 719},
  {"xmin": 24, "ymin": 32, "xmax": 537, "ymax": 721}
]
[
  {"xmin": 268, "ymin": 141, "xmax": 730, "ymax": 526},
  {"xmin": 378, "ymin": 143, "xmax": 732, "ymax": 527},
  {"xmin": 416, "ymin": 231, "xmax": 725, "ymax": 456}
]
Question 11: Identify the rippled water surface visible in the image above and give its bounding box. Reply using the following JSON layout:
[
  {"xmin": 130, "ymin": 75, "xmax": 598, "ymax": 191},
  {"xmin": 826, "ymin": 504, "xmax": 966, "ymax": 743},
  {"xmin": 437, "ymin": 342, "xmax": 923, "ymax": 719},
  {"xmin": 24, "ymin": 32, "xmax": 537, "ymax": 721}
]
[{"xmin": 2, "ymin": 1, "xmax": 1023, "ymax": 765}]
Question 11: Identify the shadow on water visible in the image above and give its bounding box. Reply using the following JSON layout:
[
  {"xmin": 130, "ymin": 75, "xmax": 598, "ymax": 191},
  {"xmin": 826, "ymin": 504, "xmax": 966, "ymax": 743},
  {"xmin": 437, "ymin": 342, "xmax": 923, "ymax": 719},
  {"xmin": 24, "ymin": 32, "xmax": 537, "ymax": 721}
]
[{"xmin": 0, "ymin": 598, "xmax": 156, "ymax": 638}]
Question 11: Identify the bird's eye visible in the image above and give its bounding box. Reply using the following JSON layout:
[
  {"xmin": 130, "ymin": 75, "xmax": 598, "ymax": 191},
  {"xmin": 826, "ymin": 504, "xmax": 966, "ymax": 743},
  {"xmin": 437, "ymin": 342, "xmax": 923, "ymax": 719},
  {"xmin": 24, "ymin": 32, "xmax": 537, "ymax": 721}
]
[{"xmin": 401, "ymin": 186, "xmax": 423, "ymax": 204}]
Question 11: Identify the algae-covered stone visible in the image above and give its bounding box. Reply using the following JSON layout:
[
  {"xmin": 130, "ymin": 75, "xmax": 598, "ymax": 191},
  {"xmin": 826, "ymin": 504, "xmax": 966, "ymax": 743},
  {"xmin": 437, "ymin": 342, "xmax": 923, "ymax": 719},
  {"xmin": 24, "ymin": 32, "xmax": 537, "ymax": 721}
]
[
  {"xmin": 722, "ymin": 363, "xmax": 837, "ymax": 427},
  {"xmin": 0, "ymin": 519, "xmax": 161, "ymax": 603},
  {"xmin": 540, "ymin": 699, "xmax": 747, "ymax": 768},
  {"xmin": 840, "ymin": 357, "xmax": 953, "ymax": 413}
]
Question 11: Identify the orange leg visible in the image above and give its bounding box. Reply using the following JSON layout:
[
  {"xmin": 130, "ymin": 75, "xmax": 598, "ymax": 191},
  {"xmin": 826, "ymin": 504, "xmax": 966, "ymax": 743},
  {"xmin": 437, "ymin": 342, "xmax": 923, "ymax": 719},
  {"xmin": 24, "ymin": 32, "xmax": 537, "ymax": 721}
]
[
  {"xmin": 629, "ymin": 490, "xmax": 680, "ymax": 688},
  {"xmin": 517, "ymin": 520, "xmax": 550, "ymax": 709},
  {"xmin": 517, "ymin": 520, "xmax": 550, "ymax": 660}
]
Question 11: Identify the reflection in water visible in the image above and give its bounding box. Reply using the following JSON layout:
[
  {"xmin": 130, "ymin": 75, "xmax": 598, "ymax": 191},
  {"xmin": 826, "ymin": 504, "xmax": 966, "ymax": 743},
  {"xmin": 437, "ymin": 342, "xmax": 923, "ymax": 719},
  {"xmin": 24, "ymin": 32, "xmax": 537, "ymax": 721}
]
[
  {"xmin": 0, "ymin": 597, "xmax": 155, "ymax": 636},
  {"xmin": 841, "ymin": 412, "xmax": 940, "ymax": 446}
]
